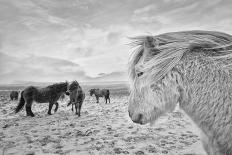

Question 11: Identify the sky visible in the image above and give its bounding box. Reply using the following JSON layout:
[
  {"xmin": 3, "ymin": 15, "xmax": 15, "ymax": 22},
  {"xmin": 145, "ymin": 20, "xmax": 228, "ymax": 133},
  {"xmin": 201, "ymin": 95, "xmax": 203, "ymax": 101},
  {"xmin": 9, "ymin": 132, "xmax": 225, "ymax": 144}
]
[{"xmin": 0, "ymin": 0, "xmax": 232, "ymax": 84}]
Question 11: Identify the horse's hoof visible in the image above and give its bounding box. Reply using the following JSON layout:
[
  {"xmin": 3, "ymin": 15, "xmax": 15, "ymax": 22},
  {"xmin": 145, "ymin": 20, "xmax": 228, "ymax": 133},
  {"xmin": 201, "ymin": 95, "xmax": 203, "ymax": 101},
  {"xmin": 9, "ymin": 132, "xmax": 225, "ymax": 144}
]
[
  {"xmin": 47, "ymin": 113, "xmax": 52, "ymax": 115},
  {"xmin": 27, "ymin": 113, "xmax": 35, "ymax": 117}
]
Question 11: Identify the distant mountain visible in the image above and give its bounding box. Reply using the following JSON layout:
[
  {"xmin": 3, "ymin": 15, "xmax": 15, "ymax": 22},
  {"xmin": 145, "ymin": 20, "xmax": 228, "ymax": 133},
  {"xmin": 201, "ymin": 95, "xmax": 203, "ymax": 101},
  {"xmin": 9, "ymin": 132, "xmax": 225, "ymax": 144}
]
[
  {"xmin": 10, "ymin": 81, "xmax": 52, "ymax": 86},
  {"xmin": 0, "ymin": 52, "xmax": 129, "ymax": 85},
  {"xmin": 7, "ymin": 71, "xmax": 128, "ymax": 86},
  {"xmin": 90, "ymin": 71, "xmax": 128, "ymax": 82}
]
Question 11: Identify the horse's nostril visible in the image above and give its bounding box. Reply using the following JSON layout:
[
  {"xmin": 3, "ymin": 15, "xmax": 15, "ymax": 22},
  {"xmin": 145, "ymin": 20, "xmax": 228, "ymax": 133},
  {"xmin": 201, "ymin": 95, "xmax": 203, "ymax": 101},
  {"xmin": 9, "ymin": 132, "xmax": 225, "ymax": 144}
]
[
  {"xmin": 138, "ymin": 113, "xmax": 143, "ymax": 121},
  {"xmin": 132, "ymin": 113, "xmax": 143, "ymax": 124}
]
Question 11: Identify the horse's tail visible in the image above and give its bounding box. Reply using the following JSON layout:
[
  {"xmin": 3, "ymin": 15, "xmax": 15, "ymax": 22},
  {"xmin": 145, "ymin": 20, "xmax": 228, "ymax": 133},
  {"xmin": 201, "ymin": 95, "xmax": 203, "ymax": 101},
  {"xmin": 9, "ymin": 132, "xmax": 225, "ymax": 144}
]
[{"xmin": 15, "ymin": 91, "xmax": 25, "ymax": 113}]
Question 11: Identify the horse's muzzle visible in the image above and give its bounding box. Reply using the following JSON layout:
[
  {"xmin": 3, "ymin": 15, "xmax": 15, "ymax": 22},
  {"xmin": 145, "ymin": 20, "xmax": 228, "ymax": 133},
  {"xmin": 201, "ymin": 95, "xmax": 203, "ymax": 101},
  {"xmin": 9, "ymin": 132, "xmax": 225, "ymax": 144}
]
[
  {"xmin": 65, "ymin": 91, "xmax": 70, "ymax": 96},
  {"xmin": 128, "ymin": 110, "xmax": 146, "ymax": 125}
]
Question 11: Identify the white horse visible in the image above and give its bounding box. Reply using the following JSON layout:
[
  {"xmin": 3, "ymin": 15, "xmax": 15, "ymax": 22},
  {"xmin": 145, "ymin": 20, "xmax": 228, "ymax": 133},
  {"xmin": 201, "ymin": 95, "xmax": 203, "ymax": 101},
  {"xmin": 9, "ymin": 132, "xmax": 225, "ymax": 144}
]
[{"xmin": 128, "ymin": 30, "xmax": 232, "ymax": 155}]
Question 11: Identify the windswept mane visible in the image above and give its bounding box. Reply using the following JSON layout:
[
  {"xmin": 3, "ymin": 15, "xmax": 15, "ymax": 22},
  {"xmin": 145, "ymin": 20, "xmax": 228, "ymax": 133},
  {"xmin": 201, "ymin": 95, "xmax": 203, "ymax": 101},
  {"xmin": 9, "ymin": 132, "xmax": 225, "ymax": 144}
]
[
  {"xmin": 47, "ymin": 82, "xmax": 67, "ymax": 90},
  {"xmin": 129, "ymin": 30, "xmax": 232, "ymax": 82}
]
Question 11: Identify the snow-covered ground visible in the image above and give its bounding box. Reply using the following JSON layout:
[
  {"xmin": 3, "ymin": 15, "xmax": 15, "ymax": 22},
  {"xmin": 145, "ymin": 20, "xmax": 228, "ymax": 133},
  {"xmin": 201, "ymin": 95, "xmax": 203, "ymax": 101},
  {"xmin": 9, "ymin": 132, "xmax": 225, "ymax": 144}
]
[{"xmin": 0, "ymin": 93, "xmax": 206, "ymax": 155}]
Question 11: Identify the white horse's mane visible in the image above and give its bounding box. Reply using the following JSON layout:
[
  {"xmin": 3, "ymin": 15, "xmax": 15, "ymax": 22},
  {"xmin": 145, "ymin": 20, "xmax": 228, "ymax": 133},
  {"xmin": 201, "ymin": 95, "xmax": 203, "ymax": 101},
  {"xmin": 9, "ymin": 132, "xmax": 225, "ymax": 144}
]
[{"xmin": 129, "ymin": 30, "xmax": 232, "ymax": 83}]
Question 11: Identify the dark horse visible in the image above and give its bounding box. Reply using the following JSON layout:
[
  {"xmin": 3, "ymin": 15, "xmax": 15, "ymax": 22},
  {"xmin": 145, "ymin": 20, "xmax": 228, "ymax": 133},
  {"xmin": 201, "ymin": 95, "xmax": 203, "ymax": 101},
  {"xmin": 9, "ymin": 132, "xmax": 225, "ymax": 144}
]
[
  {"xmin": 66, "ymin": 81, "xmax": 85, "ymax": 116},
  {"xmin": 10, "ymin": 91, "xmax": 19, "ymax": 100},
  {"xmin": 15, "ymin": 82, "xmax": 68, "ymax": 117},
  {"xmin": 89, "ymin": 89, "xmax": 110, "ymax": 103}
]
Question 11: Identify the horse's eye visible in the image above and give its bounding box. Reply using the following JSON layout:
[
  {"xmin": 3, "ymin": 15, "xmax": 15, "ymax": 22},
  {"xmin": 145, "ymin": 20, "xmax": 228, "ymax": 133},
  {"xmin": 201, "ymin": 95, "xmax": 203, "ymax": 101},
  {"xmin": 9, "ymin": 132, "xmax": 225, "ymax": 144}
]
[{"xmin": 137, "ymin": 72, "xmax": 144, "ymax": 77}]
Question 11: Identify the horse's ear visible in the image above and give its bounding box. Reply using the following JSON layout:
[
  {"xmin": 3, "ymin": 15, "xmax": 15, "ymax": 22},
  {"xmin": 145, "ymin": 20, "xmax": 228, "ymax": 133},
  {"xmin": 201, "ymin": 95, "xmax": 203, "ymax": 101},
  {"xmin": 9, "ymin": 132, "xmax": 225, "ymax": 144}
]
[
  {"xmin": 143, "ymin": 36, "xmax": 160, "ymax": 62},
  {"xmin": 144, "ymin": 36, "xmax": 158, "ymax": 49}
]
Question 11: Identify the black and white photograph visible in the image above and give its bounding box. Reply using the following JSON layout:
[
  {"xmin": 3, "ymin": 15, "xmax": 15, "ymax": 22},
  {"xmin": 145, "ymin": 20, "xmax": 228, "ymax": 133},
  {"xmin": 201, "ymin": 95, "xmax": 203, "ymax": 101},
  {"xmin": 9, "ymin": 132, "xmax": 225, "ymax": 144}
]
[{"xmin": 0, "ymin": 0, "xmax": 231, "ymax": 155}]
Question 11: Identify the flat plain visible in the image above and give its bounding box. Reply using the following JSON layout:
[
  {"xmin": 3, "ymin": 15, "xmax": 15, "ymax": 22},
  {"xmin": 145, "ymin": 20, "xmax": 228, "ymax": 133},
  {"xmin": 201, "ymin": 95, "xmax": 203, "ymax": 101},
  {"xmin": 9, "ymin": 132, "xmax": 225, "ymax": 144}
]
[{"xmin": 0, "ymin": 83, "xmax": 206, "ymax": 155}]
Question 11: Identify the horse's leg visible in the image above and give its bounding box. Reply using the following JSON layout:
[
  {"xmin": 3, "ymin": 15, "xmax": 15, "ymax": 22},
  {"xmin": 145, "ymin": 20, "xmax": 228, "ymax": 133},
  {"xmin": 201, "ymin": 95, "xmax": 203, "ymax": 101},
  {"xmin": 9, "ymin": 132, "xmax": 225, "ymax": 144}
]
[
  {"xmin": 72, "ymin": 103, "xmax": 74, "ymax": 111},
  {"xmin": 78, "ymin": 101, "xmax": 82, "ymax": 117},
  {"xmin": 26, "ymin": 98, "xmax": 35, "ymax": 117},
  {"xmin": 108, "ymin": 97, "xmax": 110, "ymax": 103},
  {"xmin": 54, "ymin": 102, "xmax": 59, "ymax": 112},
  {"xmin": 75, "ymin": 103, "xmax": 79, "ymax": 116},
  {"xmin": 48, "ymin": 102, "xmax": 53, "ymax": 115},
  {"xmin": 105, "ymin": 96, "xmax": 107, "ymax": 104},
  {"xmin": 96, "ymin": 96, "xmax": 99, "ymax": 103}
]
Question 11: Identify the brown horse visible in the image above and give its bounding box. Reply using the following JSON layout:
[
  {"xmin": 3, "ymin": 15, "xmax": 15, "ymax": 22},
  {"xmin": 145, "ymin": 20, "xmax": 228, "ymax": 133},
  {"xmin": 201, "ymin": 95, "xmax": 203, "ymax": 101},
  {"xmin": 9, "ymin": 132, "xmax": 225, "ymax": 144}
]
[
  {"xmin": 15, "ymin": 82, "xmax": 68, "ymax": 117},
  {"xmin": 128, "ymin": 30, "xmax": 232, "ymax": 155},
  {"xmin": 10, "ymin": 91, "xmax": 19, "ymax": 100},
  {"xmin": 89, "ymin": 89, "xmax": 110, "ymax": 103},
  {"xmin": 66, "ymin": 81, "xmax": 85, "ymax": 116}
]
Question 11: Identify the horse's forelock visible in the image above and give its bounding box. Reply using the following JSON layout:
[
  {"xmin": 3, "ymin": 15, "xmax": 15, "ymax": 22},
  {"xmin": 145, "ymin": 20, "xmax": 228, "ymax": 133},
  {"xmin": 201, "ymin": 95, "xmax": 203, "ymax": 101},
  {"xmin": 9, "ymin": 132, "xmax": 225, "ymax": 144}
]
[{"xmin": 128, "ymin": 46, "xmax": 144, "ymax": 80}]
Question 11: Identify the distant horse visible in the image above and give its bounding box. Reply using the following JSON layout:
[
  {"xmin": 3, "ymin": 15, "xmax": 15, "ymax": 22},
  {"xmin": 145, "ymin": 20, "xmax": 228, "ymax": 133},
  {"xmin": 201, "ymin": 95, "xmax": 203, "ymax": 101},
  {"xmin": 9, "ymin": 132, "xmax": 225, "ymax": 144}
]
[
  {"xmin": 66, "ymin": 81, "xmax": 85, "ymax": 116},
  {"xmin": 10, "ymin": 91, "xmax": 19, "ymax": 100},
  {"xmin": 128, "ymin": 30, "xmax": 232, "ymax": 155},
  {"xmin": 89, "ymin": 89, "xmax": 110, "ymax": 103},
  {"xmin": 15, "ymin": 82, "xmax": 68, "ymax": 117}
]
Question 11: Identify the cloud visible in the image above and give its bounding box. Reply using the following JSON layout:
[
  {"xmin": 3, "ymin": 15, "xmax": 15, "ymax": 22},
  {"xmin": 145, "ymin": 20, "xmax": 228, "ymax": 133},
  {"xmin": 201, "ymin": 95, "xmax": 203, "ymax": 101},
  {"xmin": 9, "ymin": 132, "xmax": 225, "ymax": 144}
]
[
  {"xmin": 92, "ymin": 71, "xmax": 128, "ymax": 82},
  {"xmin": 0, "ymin": 53, "xmax": 89, "ymax": 83},
  {"xmin": 130, "ymin": 0, "xmax": 232, "ymax": 34},
  {"xmin": 133, "ymin": 4, "xmax": 157, "ymax": 15},
  {"xmin": 107, "ymin": 32, "xmax": 122, "ymax": 44},
  {"xmin": 71, "ymin": 47, "xmax": 94, "ymax": 57},
  {"xmin": 0, "ymin": 52, "xmax": 129, "ymax": 84},
  {"xmin": 1, "ymin": 0, "xmax": 232, "ymax": 84},
  {"xmin": 98, "ymin": 73, "xmax": 106, "ymax": 76}
]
